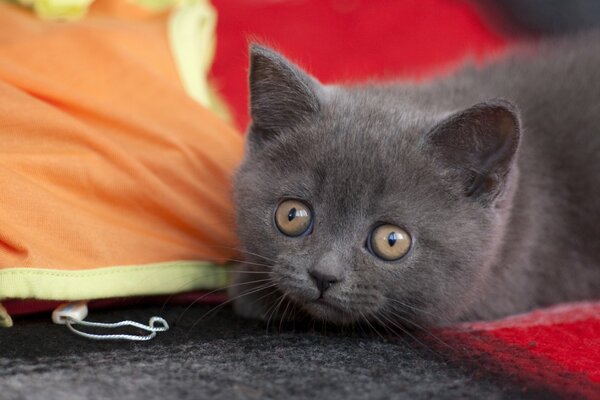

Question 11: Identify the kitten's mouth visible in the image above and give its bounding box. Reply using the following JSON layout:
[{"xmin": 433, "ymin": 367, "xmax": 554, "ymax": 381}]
[
  {"xmin": 313, "ymin": 298, "xmax": 334, "ymax": 308},
  {"xmin": 312, "ymin": 296, "xmax": 336, "ymax": 306},
  {"xmin": 304, "ymin": 297, "xmax": 351, "ymax": 323}
]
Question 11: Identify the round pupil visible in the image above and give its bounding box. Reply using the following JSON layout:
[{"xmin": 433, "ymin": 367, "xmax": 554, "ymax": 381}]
[
  {"xmin": 387, "ymin": 232, "xmax": 397, "ymax": 247},
  {"xmin": 288, "ymin": 207, "xmax": 297, "ymax": 222}
]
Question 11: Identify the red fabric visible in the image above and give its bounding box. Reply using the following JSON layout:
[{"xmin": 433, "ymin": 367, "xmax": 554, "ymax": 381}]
[
  {"xmin": 211, "ymin": 0, "xmax": 508, "ymax": 130},
  {"xmin": 3, "ymin": 293, "xmax": 226, "ymax": 316},
  {"xmin": 465, "ymin": 304, "xmax": 600, "ymax": 384},
  {"xmin": 432, "ymin": 302, "xmax": 600, "ymax": 398}
]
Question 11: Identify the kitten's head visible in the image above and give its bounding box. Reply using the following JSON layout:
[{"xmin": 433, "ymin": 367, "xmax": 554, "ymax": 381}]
[{"xmin": 233, "ymin": 46, "xmax": 520, "ymax": 326}]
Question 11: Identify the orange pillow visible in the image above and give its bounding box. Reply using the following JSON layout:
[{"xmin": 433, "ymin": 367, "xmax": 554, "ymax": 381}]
[{"xmin": 0, "ymin": 1, "xmax": 243, "ymax": 313}]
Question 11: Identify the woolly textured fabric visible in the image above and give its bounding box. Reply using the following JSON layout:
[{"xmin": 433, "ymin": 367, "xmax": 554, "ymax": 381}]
[
  {"xmin": 0, "ymin": 304, "xmax": 535, "ymax": 400},
  {"xmin": 434, "ymin": 302, "xmax": 600, "ymax": 398},
  {"xmin": 3, "ymin": 302, "xmax": 598, "ymax": 399}
]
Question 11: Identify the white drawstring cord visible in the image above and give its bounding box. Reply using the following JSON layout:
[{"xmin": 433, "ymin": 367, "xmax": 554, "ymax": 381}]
[
  {"xmin": 64, "ymin": 316, "xmax": 169, "ymax": 341},
  {"xmin": 52, "ymin": 302, "xmax": 169, "ymax": 342}
]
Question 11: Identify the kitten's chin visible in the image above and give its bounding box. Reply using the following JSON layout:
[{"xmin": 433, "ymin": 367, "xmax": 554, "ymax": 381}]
[{"xmin": 301, "ymin": 299, "xmax": 356, "ymax": 325}]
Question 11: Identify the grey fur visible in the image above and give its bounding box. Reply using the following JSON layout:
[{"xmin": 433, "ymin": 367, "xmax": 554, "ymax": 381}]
[{"xmin": 231, "ymin": 32, "xmax": 600, "ymax": 327}]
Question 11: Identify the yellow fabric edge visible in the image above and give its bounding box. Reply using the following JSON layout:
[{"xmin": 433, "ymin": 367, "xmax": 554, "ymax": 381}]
[
  {"xmin": 168, "ymin": 0, "xmax": 233, "ymax": 122},
  {"xmin": 0, "ymin": 261, "xmax": 230, "ymax": 301}
]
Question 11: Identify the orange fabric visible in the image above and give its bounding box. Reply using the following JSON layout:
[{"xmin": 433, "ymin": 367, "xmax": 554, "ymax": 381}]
[{"xmin": 0, "ymin": 1, "xmax": 244, "ymax": 270}]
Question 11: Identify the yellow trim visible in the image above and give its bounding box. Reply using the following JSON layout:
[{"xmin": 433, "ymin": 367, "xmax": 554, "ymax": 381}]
[
  {"xmin": 168, "ymin": 0, "xmax": 216, "ymax": 108},
  {"xmin": 0, "ymin": 261, "xmax": 230, "ymax": 301},
  {"xmin": 168, "ymin": 0, "xmax": 232, "ymax": 122}
]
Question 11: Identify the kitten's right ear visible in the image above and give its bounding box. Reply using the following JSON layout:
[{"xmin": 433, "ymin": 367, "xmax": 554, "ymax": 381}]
[{"xmin": 248, "ymin": 45, "xmax": 322, "ymax": 148}]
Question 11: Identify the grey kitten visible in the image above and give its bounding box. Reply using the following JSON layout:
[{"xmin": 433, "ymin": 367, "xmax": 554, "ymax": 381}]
[{"xmin": 230, "ymin": 32, "xmax": 600, "ymax": 328}]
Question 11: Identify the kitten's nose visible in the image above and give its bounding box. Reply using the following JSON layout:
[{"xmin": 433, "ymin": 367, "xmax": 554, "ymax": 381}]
[{"xmin": 309, "ymin": 270, "xmax": 340, "ymax": 295}]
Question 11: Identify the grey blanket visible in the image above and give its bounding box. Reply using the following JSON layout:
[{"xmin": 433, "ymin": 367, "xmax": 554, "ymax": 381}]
[{"xmin": 1, "ymin": 304, "xmax": 543, "ymax": 399}]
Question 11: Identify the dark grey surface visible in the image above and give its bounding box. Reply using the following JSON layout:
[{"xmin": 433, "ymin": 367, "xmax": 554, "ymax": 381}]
[
  {"xmin": 475, "ymin": 0, "xmax": 600, "ymax": 36},
  {"xmin": 0, "ymin": 304, "xmax": 543, "ymax": 400}
]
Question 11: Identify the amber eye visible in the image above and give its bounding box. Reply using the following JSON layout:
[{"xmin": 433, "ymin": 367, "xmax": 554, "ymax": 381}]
[
  {"xmin": 274, "ymin": 200, "xmax": 313, "ymax": 237},
  {"xmin": 368, "ymin": 224, "xmax": 411, "ymax": 261}
]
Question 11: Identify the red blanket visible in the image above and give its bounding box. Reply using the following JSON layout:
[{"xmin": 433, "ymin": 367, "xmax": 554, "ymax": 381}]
[
  {"xmin": 210, "ymin": 1, "xmax": 599, "ymax": 397},
  {"xmin": 435, "ymin": 302, "xmax": 600, "ymax": 398}
]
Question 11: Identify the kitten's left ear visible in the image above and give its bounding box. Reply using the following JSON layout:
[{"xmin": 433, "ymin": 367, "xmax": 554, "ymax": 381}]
[
  {"xmin": 248, "ymin": 45, "xmax": 323, "ymax": 148},
  {"xmin": 422, "ymin": 100, "xmax": 521, "ymax": 204}
]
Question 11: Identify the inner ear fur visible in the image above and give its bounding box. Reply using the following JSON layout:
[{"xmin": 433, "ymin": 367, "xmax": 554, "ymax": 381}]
[
  {"xmin": 424, "ymin": 100, "xmax": 521, "ymax": 203},
  {"xmin": 248, "ymin": 44, "xmax": 322, "ymax": 149}
]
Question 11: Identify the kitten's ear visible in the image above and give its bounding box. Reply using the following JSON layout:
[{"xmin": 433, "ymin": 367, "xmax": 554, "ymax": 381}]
[
  {"xmin": 248, "ymin": 45, "xmax": 322, "ymax": 147},
  {"xmin": 423, "ymin": 100, "xmax": 521, "ymax": 204}
]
